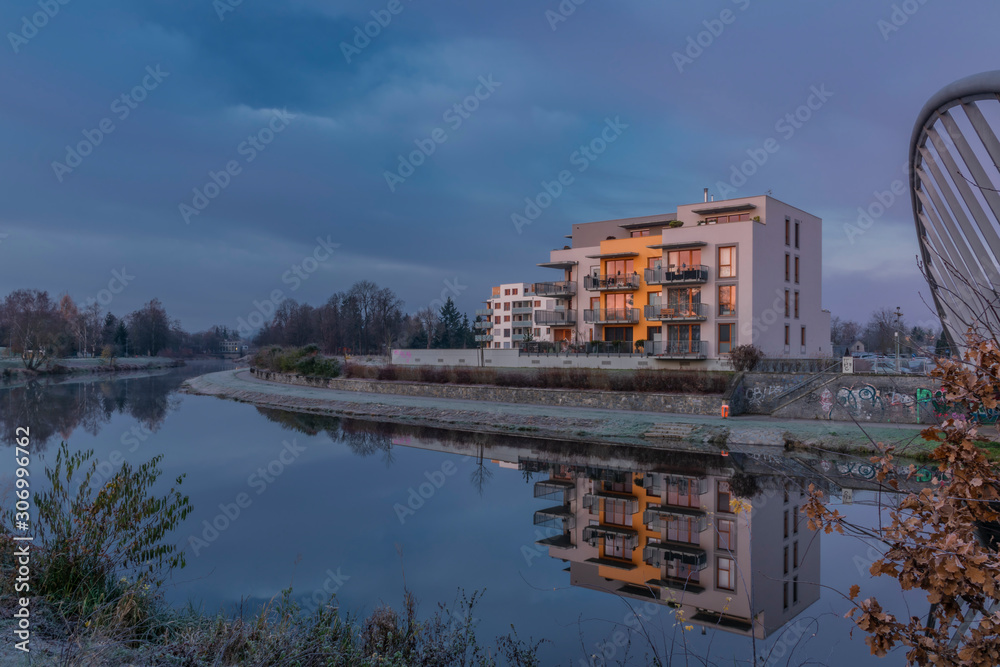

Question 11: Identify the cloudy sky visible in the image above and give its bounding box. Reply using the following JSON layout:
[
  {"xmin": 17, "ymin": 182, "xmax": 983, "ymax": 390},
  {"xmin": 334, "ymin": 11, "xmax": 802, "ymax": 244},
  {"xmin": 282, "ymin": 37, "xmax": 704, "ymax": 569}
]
[{"xmin": 0, "ymin": 0, "xmax": 996, "ymax": 332}]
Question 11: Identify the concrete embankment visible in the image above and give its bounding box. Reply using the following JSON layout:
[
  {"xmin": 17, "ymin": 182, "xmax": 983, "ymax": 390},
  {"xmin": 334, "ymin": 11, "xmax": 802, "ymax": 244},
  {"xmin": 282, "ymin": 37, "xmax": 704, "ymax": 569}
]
[{"xmin": 183, "ymin": 369, "xmax": 933, "ymax": 457}]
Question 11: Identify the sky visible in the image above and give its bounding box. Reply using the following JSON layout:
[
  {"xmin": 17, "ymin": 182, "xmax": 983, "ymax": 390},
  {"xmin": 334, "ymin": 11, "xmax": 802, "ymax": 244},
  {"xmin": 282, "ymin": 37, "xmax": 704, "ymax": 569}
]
[{"xmin": 0, "ymin": 0, "xmax": 997, "ymax": 333}]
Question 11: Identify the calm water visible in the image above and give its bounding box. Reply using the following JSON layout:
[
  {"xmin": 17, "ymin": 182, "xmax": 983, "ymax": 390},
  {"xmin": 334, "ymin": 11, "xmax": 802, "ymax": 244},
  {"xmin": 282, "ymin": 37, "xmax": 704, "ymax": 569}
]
[{"xmin": 0, "ymin": 362, "xmax": 921, "ymax": 666}]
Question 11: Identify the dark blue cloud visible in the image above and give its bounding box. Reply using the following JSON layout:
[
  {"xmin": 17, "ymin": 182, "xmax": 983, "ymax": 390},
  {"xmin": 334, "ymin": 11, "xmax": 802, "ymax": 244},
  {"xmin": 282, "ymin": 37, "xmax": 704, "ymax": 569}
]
[{"xmin": 0, "ymin": 0, "xmax": 995, "ymax": 330}]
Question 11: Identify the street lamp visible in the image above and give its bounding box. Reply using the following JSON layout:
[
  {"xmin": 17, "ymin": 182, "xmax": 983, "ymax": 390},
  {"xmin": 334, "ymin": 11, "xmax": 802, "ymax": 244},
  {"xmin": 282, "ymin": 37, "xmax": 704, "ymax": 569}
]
[{"xmin": 894, "ymin": 306, "xmax": 904, "ymax": 374}]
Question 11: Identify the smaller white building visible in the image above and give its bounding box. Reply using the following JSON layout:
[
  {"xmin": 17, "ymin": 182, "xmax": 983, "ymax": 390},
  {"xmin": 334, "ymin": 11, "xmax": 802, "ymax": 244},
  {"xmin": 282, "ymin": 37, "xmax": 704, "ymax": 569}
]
[{"xmin": 476, "ymin": 283, "xmax": 559, "ymax": 349}]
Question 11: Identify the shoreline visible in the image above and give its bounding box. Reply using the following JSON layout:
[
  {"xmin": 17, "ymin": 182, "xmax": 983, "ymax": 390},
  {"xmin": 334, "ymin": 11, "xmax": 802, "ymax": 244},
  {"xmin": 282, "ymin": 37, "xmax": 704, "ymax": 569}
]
[{"xmin": 182, "ymin": 369, "xmax": 934, "ymax": 458}]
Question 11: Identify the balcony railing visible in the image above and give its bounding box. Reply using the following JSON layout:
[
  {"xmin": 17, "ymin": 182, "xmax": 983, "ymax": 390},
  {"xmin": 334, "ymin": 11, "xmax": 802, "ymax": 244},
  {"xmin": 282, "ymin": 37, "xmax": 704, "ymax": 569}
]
[
  {"xmin": 534, "ymin": 479, "xmax": 577, "ymax": 502},
  {"xmin": 649, "ymin": 340, "xmax": 709, "ymax": 359},
  {"xmin": 512, "ymin": 306, "xmax": 534, "ymax": 316},
  {"xmin": 534, "ymin": 505, "xmax": 576, "ymax": 530},
  {"xmin": 534, "ymin": 309, "xmax": 577, "ymax": 325},
  {"xmin": 585, "ymin": 274, "xmax": 641, "ymax": 291},
  {"xmin": 473, "ymin": 320, "xmax": 493, "ymax": 329},
  {"xmin": 643, "ymin": 542, "xmax": 708, "ymax": 570},
  {"xmin": 512, "ymin": 334, "xmax": 526, "ymax": 342},
  {"xmin": 533, "ymin": 281, "xmax": 577, "ymax": 298},
  {"xmin": 584, "ymin": 308, "xmax": 640, "ymax": 324},
  {"xmin": 644, "ymin": 265, "xmax": 709, "ymax": 285},
  {"xmin": 644, "ymin": 303, "xmax": 709, "ymax": 322},
  {"xmin": 582, "ymin": 525, "xmax": 639, "ymax": 550},
  {"xmin": 474, "ymin": 334, "xmax": 493, "ymax": 343},
  {"xmin": 475, "ymin": 308, "xmax": 493, "ymax": 317}
]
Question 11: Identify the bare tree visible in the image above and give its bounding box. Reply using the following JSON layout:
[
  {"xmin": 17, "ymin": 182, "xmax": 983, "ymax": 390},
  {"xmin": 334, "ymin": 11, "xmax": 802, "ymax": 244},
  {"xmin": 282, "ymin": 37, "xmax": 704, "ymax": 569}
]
[
  {"xmin": 1, "ymin": 289, "xmax": 61, "ymax": 369},
  {"xmin": 415, "ymin": 308, "xmax": 439, "ymax": 350}
]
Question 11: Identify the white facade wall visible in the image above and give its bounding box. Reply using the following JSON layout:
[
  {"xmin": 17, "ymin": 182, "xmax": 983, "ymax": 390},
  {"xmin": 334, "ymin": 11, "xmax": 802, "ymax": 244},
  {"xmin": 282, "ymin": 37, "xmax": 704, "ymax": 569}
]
[{"xmin": 480, "ymin": 282, "xmax": 558, "ymax": 349}]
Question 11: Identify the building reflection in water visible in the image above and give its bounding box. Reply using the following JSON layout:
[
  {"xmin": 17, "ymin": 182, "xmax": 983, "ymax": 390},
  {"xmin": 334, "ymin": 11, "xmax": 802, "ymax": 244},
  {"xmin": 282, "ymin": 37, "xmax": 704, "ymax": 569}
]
[{"xmin": 525, "ymin": 453, "xmax": 823, "ymax": 639}]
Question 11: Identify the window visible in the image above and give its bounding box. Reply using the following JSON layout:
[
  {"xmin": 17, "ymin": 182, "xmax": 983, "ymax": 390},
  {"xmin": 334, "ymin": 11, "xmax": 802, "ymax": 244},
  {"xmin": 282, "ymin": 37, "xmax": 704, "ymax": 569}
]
[
  {"xmin": 534, "ymin": 328, "xmax": 540, "ymax": 336},
  {"xmin": 794, "ymin": 292, "xmax": 799, "ymax": 319},
  {"xmin": 784, "ymin": 290, "xmax": 790, "ymax": 317},
  {"xmin": 785, "ymin": 254, "xmax": 790, "ymax": 282},
  {"xmin": 718, "ymin": 285, "xmax": 736, "ymax": 317},
  {"xmin": 784, "ymin": 487, "xmax": 789, "ymax": 503},
  {"xmin": 719, "ymin": 323, "xmax": 734, "ymax": 354},
  {"xmin": 718, "ymin": 246, "xmax": 736, "ymax": 278},
  {"xmin": 705, "ymin": 213, "xmax": 750, "ymax": 224},
  {"xmin": 647, "ymin": 257, "xmax": 662, "ymax": 270},
  {"xmin": 793, "ymin": 576, "xmax": 799, "ymax": 604},
  {"xmin": 793, "ymin": 541, "xmax": 799, "ymax": 568},
  {"xmin": 785, "ymin": 218, "xmax": 790, "ymax": 245},
  {"xmin": 793, "ymin": 506, "xmax": 799, "ymax": 534},
  {"xmin": 801, "ymin": 326, "xmax": 806, "ymax": 347},
  {"xmin": 504, "ymin": 289, "xmax": 510, "ymax": 296},
  {"xmin": 667, "ymin": 249, "xmax": 701, "ymax": 270},
  {"xmin": 666, "ymin": 287, "xmax": 701, "ymax": 312},
  {"xmin": 605, "ymin": 259, "xmax": 634, "ymax": 277},
  {"xmin": 783, "ymin": 546, "xmax": 789, "ymax": 574},
  {"xmin": 784, "ymin": 510, "xmax": 789, "ymax": 538},
  {"xmin": 504, "ymin": 303, "xmax": 511, "ymax": 311},
  {"xmin": 605, "ymin": 534, "xmax": 633, "ymax": 560},
  {"xmin": 630, "ymin": 229, "xmax": 650, "ymax": 237},
  {"xmin": 674, "ymin": 560, "xmax": 701, "ymax": 584},
  {"xmin": 504, "ymin": 315, "xmax": 510, "ymax": 322},
  {"xmin": 535, "ymin": 300, "xmax": 541, "ymax": 307},
  {"xmin": 783, "ymin": 582, "xmax": 789, "ymax": 609},
  {"xmin": 667, "ymin": 516, "xmax": 699, "ymax": 544},
  {"xmin": 604, "ymin": 498, "xmax": 633, "ymax": 526},
  {"xmin": 494, "ymin": 317, "xmax": 500, "ymax": 324},
  {"xmin": 794, "ymin": 256, "xmax": 800, "ymax": 284},
  {"xmin": 717, "ymin": 480, "xmax": 732, "ymax": 513},
  {"xmin": 666, "ymin": 324, "xmax": 701, "ymax": 354},
  {"xmin": 795, "ymin": 222, "xmax": 800, "ymax": 249},
  {"xmin": 785, "ymin": 325, "xmax": 790, "ymax": 346},
  {"xmin": 717, "ymin": 556, "xmax": 735, "ymax": 591},
  {"xmin": 667, "ymin": 477, "xmax": 700, "ymax": 508},
  {"xmin": 717, "ymin": 519, "xmax": 734, "ymax": 550},
  {"xmin": 513, "ymin": 288, "xmax": 518, "ymax": 295},
  {"xmin": 504, "ymin": 329, "xmax": 510, "ymax": 337}
]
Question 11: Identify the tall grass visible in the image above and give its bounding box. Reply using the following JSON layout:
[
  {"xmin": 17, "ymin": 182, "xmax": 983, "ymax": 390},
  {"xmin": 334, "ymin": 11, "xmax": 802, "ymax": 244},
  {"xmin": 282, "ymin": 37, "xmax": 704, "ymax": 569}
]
[{"xmin": 253, "ymin": 345, "xmax": 341, "ymax": 378}]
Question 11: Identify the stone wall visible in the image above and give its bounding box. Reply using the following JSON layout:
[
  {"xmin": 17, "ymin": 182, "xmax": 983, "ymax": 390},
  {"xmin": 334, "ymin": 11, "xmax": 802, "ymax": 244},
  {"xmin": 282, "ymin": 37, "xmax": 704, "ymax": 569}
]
[
  {"xmin": 390, "ymin": 348, "xmax": 733, "ymax": 371},
  {"xmin": 734, "ymin": 372, "xmax": 941, "ymax": 424},
  {"xmin": 250, "ymin": 368, "xmax": 726, "ymax": 416}
]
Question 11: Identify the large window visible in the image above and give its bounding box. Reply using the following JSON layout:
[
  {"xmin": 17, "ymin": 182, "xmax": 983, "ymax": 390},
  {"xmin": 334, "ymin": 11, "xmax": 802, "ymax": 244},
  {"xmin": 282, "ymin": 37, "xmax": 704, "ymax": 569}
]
[
  {"xmin": 785, "ymin": 218, "xmax": 790, "ymax": 245},
  {"xmin": 794, "ymin": 292, "xmax": 799, "ymax": 319},
  {"xmin": 667, "ymin": 516, "xmax": 699, "ymax": 544},
  {"xmin": 718, "ymin": 285, "xmax": 736, "ymax": 317},
  {"xmin": 630, "ymin": 229, "xmax": 650, "ymax": 238},
  {"xmin": 666, "ymin": 324, "xmax": 701, "ymax": 353},
  {"xmin": 604, "ymin": 498, "xmax": 633, "ymax": 526},
  {"xmin": 717, "ymin": 556, "xmax": 735, "ymax": 591},
  {"xmin": 667, "ymin": 477, "xmax": 700, "ymax": 508},
  {"xmin": 785, "ymin": 254, "xmax": 790, "ymax": 282},
  {"xmin": 717, "ymin": 519, "xmax": 734, "ymax": 550},
  {"xmin": 717, "ymin": 480, "xmax": 732, "ymax": 514},
  {"xmin": 667, "ymin": 249, "xmax": 702, "ymax": 270},
  {"xmin": 801, "ymin": 326, "xmax": 806, "ymax": 347},
  {"xmin": 784, "ymin": 290, "xmax": 790, "ymax": 317},
  {"xmin": 605, "ymin": 534, "xmax": 633, "ymax": 560},
  {"xmin": 718, "ymin": 246, "xmax": 736, "ymax": 278},
  {"xmin": 705, "ymin": 213, "xmax": 750, "ymax": 224},
  {"xmin": 667, "ymin": 287, "xmax": 701, "ymax": 311},
  {"xmin": 785, "ymin": 325, "xmax": 790, "ymax": 346},
  {"xmin": 605, "ymin": 259, "xmax": 634, "ymax": 277},
  {"xmin": 795, "ymin": 222, "xmax": 800, "ymax": 249},
  {"xmin": 794, "ymin": 256, "xmax": 800, "ymax": 284},
  {"xmin": 718, "ymin": 323, "xmax": 734, "ymax": 354}
]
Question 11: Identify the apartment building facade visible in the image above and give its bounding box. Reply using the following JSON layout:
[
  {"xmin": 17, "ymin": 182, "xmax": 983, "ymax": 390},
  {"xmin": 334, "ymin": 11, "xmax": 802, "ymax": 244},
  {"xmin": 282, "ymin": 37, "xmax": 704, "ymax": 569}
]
[
  {"xmin": 476, "ymin": 282, "xmax": 559, "ymax": 349},
  {"xmin": 533, "ymin": 195, "xmax": 831, "ymax": 365}
]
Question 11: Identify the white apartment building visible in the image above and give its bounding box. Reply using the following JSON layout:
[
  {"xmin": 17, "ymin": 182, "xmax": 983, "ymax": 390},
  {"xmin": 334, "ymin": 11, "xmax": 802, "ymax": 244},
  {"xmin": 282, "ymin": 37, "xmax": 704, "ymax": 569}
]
[{"xmin": 476, "ymin": 282, "xmax": 559, "ymax": 349}]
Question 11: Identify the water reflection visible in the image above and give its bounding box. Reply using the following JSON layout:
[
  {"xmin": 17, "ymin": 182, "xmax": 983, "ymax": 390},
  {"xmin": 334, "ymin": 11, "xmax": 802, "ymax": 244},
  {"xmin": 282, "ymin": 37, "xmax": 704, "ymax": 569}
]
[
  {"xmin": 0, "ymin": 361, "xmax": 231, "ymax": 451},
  {"xmin": 523, "ymin": 452, "xmax": 825, "ymax": 639}
]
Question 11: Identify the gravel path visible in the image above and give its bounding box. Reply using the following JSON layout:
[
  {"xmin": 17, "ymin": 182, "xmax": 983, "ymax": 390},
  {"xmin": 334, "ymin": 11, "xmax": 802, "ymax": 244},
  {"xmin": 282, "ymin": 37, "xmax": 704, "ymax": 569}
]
[{"xmin": 183, "ymin": 370, "xmax": 931, "ymax": 455}]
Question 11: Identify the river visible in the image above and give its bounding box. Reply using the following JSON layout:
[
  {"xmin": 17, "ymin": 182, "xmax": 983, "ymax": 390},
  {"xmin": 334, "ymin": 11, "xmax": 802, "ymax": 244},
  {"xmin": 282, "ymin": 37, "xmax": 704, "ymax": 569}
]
[{"xmin": 0, "ymin": 361, "xmax": 922, "ymax": 665}]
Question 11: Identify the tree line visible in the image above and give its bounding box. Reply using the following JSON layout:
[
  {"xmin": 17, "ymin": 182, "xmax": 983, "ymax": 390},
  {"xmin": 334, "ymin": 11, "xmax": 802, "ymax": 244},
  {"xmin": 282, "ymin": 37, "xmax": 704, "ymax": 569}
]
[
  {"xmin": 251, "ymin": 280, "xmax": 476, "ymax": 354},
  {"xmin": 0, "ymin": 289, "xmax": 240, "ymax": 369},
  {"xmin": 831, "ymin": 307, "xmax": 948, "ymax": 357},
  {"xmin": 0, "ymin": 281, "xmax": 480, "ymax": 368}
]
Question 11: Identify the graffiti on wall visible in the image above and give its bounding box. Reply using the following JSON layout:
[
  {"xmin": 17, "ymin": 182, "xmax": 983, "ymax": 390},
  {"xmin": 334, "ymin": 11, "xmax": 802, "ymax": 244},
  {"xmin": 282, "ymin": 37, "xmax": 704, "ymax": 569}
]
[
  {"xmin": 834, "ymin": 383, "xmax": 916, "ymax": 420},
  {"xmin": 914, "ymin": 388, "xmax": 1000, "ymax": 425},
  {"xmin": 747, "ymin": 384, "xmax": 786, "ymax": 408}
]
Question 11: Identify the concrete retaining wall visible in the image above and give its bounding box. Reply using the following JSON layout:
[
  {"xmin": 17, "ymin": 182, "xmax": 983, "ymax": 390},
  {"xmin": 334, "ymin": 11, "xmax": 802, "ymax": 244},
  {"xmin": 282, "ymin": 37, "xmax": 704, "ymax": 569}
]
[
  {"xmin": 734, "ymin": 372, "xmax": 939, "ymax": 423},
  {"xmin": 391, "ymin": 348, "xmax": 731, "ymax": 371},
  {"xmin": 250, "ymin": 368, "xmax": 727, "ymax": 415}
]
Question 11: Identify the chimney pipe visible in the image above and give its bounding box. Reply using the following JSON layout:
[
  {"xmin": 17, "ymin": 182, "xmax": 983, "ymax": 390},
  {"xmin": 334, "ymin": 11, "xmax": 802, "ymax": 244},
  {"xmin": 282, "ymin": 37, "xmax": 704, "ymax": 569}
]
[{"xmin": 704, "ymin": 188, "xmax": 709, "ymax": 203}]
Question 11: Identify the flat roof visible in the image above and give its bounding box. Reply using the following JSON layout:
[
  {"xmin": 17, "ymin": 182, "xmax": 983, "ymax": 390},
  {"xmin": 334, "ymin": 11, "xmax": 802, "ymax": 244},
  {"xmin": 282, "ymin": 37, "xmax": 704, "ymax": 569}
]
[
  {"xmin": 584, "ymin": 251, "xmax": 640, "ymax": 259},
  {"xmin": 646, "ymin": 241, "xmax": 708, "ymax": 251},
  {"xmin": 537, "ymin": 261, "xmax": 578, "ymax": 269},
  {"xmin": 691, "ymin": 203, "xmax": 757, "ymax": 215}
]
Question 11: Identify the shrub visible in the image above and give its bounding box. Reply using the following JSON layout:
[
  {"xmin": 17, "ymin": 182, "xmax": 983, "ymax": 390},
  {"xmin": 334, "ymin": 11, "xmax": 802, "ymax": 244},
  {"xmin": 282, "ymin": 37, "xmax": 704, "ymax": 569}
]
[
  {"xmin": 418, "ymin": 366, "xmax": 450, "ymax": 383},
  {"xmin": 376, "ymin": 365, "xmax": 398, "ymax": 381},
  {"xmin": 342, "ymin": 363, "xmax": 365, "ymax": 378},
  {"xmin": 729, "ymin": 344, "xmax": 765, "ymax": 372},
  {"xmin": 668, "ymin": 220, "xmax": 684, "ymax": 228},
  {"xmin": 607, "ymin": 372, "xmax": 635, "ymax": 392},
  {"xmin": 453, "ymin": 367, "xmax": 475, "ymax": 384}
]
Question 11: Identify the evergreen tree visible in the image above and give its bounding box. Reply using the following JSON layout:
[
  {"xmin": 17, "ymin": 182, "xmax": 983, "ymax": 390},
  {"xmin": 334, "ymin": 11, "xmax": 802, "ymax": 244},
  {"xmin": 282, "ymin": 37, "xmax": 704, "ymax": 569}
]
[{"xmin": 437, "ymin": 298, "xmax": 463, "ymax": 349}]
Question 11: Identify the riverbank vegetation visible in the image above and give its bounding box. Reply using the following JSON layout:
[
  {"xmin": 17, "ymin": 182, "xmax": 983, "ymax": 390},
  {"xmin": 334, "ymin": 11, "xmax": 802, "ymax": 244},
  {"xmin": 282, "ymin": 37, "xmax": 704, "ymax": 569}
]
[{"xmin": 0, "ymin": 443, "xmax": 542, "ymax": 666}]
